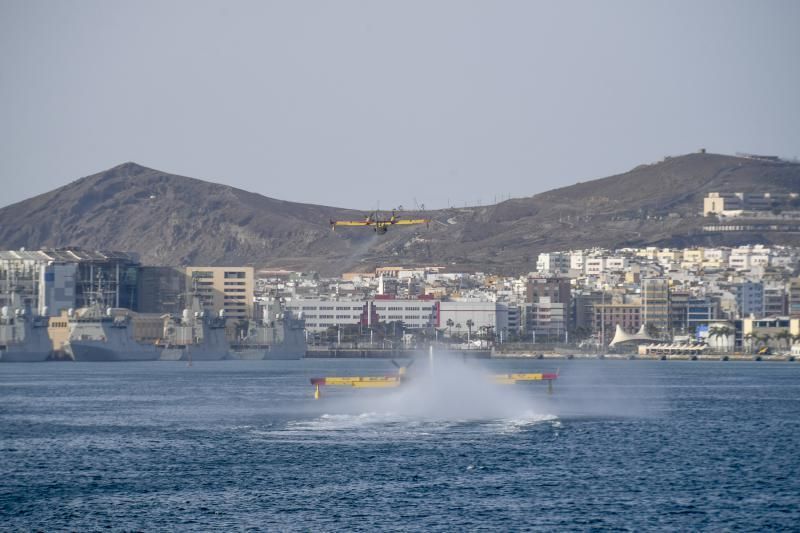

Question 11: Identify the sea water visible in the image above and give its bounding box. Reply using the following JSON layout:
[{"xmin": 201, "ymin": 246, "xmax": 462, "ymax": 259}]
[{"xmin": 1, "ymin": 359, "xmax": 799, "ymax": 530}]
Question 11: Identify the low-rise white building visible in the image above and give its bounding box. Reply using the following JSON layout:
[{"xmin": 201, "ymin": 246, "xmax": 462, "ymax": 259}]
[
  {"xmin": 439, "ymin": 300, "xmax": 510, "ymax": 337},
  {"xmin": 605, "ymin": 257, "xmax": 629, "ymax": 272},
  {"xmin": 536, "ymin": 252, "xmax": 571, "ymax": 274},
  {"xmin": 585, "ymin": 257, "xmax": 605, "ymax": 275}
]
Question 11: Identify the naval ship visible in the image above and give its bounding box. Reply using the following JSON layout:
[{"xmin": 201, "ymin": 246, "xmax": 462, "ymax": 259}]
[
  {"xmin": 228, "ymin": 303, "xmax": 306, "ymax": 360},
  {"xmin": 66, "ymin": 306, "xmax": 162, "ymax": 362},
  {"xmin": 0, "ymin": 306, "xmax": 52, "ymax": 362},
  {"xmin": 159, "ymin": 308, "xmax": 230, "ymax": 361}
]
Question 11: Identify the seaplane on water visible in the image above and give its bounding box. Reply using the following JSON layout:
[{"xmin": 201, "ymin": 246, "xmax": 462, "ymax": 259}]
[
  {"xmin": 310, "ymin": 358, "xmax": 559, "ymax": 399},
  {"xmin": 330, "ymin": 209, "xmax": 431, "ymax": 235}
]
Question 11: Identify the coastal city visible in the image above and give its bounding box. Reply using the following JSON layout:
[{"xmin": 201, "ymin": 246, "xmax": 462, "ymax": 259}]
[
  {"xmin": 3, "ymin": 189, "xmax": 799, "ymax": 362},
  {"xmin": 2, "ymin": 236, "xmax": 799, "ymax": 361}
]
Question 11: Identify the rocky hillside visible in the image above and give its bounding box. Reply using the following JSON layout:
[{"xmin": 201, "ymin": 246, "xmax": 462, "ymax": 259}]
[
  {"xmin": 0, "ymin": 162, "xmax": 366, "ymax": 272},
  {"xmin": 0, "ymin": 153, "xmax": 798, "ymax": 274}
]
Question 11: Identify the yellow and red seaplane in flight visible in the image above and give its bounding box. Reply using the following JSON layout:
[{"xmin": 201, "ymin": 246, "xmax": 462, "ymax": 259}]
[
  {"xmin": 330, "ymin": 210, "xmax": 431, "ymax": 234},
  {"xmin": 310, "ymin": 359, "xmax": 558, "ymax": 399}
]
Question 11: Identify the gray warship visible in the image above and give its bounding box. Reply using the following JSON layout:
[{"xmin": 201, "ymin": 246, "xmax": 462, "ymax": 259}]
[
  {"xmin": 0, "ymin": 306, "xmax": 52, "ymax": 362},
  {"xmin": 66, "ymin": 306, "xmax": 162, "ymax": 362},
  {"xmin": 228, "ymin": 303, "xmax": 306, "ymax": 360},
  {"xmin": 160, "ymin": 308, "xmax": 230, "ymax": 361}
]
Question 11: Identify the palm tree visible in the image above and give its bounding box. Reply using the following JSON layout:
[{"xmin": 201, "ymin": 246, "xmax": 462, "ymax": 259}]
[
  {"xmin": 743, "ymin": 332, "xmax": 756, "ymax": 354},
  {"xmin": 455, "ymin": 323, "xmax": 462, "ymax": 341},
  {"xmin": 775, "ymin": 329, "xmax": 792, "ymax": 350},
  {"xmin": 708, "ymin": 326, "xmax": 732, "ymax": 352},
  {"xmin": 757, "ymin": 333, "xmax": 772, "ymax": 354},
  {"xmin": 446, "ymin": 318, "xmax": 454, "ymax": 339},
  {"xmin": 483, "ymin": 325, "xmax": 495, "ymax": 343},
  {"xmin": 706, "ymin": 326, "xmax": 720, "ymax": 350},
  {"xmin": 466, "ymin": 319, "xmax": 474, "ymax": 343}
]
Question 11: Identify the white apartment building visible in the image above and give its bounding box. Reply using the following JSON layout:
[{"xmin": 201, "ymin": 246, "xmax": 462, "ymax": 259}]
[
  {"xmin": 570, "ymin": 251, "xmax": 586, "ymax": 271},
  {"xmin": 285, "ymin": 298, "xmax": 438, "ymax": 332},
  {"xmin": 585, "ymin": 257, "xmax": 606, "ymax": 275},
  {"xmin": 536, "ymin": 252, "xmax": 571, "ymax": 274},
  {"xmin": 288, "ymin": 296, "xmax": 515, "ymax": 336},
  {"xmin": 772, "ymin": 255, "xmax": 796, "ymax": 269},
  {"xmin": 372, "ymin": 299, "xmax": 438, "ymax": 330},
  {"xmin": 682, "ymin": 249, "xmax": 704, "ymax": 267},
  {"xmin": 605, "ymin": 257, "xmax": 629, "ymax": 272},
  {"xmin": 702, "ymin": 248, "xmax": 730, "ymax": 269},
  {"xmin": 284, "ymin": 298, "xmax": 367, "ymax": 331},
  {"xmin": 439, "ymin": 300, "xmax": 510, "ymax": 336},
  {"xmin": 729, "ymin": 246, "xmax": 772, "ymax": 270},
  {"xmin": 524, "ymin": 298, "xmax": 567, "ymax": 340},
  {"xmin": 636, "ymin": 247, "xmax": 659, "ymax": 261},
  {"xmin": 657, "ymin": 249, "xmax": 682, "ymax": 265}
]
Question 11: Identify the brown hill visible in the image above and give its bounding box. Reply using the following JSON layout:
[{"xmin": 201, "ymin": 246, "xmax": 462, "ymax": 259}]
[{"xmin": 0, "ymin": 153, "xmax": 798, "ymax": 274}]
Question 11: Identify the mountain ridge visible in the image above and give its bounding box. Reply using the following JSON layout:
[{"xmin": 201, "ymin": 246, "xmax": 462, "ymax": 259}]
[{"xmin": 1, "ymin": 153, "xmax": 798, "ymax": 274}]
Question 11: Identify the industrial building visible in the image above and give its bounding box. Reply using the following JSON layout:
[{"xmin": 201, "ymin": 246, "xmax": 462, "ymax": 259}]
[
  {"xmin": 137, "ymin": 266, "xmax": 187, "ymax": 315},
  {"xmin": 0, "ymin": 249, "xmax": 140, "ymax": 316}
]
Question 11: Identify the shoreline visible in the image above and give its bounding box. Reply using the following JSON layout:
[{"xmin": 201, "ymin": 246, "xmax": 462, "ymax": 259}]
[{"xmin": 491, "ymin": 352, "xmax": 797, "ymax": 362}]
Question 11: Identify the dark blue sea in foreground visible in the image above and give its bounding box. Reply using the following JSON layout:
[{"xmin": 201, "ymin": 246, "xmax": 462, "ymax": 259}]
[{"xmin": 2, "ymin": 358, "xmax": 799, "ymax": 531}]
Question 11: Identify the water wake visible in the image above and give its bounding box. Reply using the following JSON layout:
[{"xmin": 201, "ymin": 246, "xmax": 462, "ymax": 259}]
[{"xmin": 297, "ymin": 353, "xmax": 558, "ymax": 432}]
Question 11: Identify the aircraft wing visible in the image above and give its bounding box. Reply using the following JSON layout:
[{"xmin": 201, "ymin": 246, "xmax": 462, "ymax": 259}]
[
  {"xmin": 330, "ymin": 220, "xmax": 377, "ymax": 231},
  {"xmin": 332, "ymin": 220, "xmax": 376, "ymax": 227},
  {"xmin": 391, "ymin": 218, "xmax": 431, "ymax": 226}
]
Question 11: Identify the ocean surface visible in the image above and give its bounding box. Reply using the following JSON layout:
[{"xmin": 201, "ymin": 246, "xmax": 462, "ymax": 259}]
[{"xmin": 2, "ymin": 358, "xmax": 799, "ymax": 531}]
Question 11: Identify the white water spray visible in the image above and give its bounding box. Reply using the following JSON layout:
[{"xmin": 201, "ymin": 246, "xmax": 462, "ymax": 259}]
[{"xmin": 328, "ymin": 346, "xmax": 554, "ymax": 423}]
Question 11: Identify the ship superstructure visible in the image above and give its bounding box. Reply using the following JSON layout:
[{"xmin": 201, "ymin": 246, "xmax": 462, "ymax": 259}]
[
  {"xmin": 66, "ymin": 306, "xmax": 162, "ymax": 362},
  {"xmin": 0, "ymin": 306, "xmax": 52, "ymax": 362},
  {"xmin": 159, "ymin": 308, "xmax": 230, "ymax": 361},
  {"xmin": 229, "ymin": 301, "xmax": 306, "ymax": 360}
]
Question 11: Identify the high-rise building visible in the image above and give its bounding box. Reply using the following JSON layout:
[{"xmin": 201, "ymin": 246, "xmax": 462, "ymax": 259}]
[
  {"xmin": 593, "ymin": 303, "xmax": 641, "ymax": 335},
  {"xmin": 763, "ymin": 282, "xmax": 787, "ymax": 317},
  {"xmin": 137, "ymin": 266, "xmax": 188, "ymax": 314},
  {"xmin": 526, "ymin": 276, "xmax": 572, "ymax": 338},
  {"xmin": 790, "ymin": 278, "xmax": 800, "ymax": 317},
  {"xmin": 573, "ymin": 292, "xmax": 604, "ymax": 331},
  {"xmin": 524, "ymin": 299, "xmax": 567, "ymax": 341},
  {"xmin": 686, "ymin": 298, "xmax": 718, "ymax": 333},
  {"xmin": 185, "ymin": 266, "xmax": 254, "ymax": 321},
  {"xmin": 669, "ymin": 291, "xmax": 690, "ymax": 334},
  {"xmin": 736, "ymin": 281, "xmax": 764, "ymax": 318},
  {"xmin": 526, "ymin": 276, "xmax": 571, "ymax": 306},
  {"xmin": 641, "ymin": 277, "xmax": 669, "ymax": 338}
]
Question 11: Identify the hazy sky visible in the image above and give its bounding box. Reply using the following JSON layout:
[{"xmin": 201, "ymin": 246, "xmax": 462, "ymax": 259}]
[{"xmin": 1, "ymin": 0, "xmax": 798, "ymax": 210}]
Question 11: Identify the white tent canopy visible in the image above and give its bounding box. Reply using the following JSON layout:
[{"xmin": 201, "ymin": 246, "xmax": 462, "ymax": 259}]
[{"xmin": 609, "ymin": 324, "xmax": 656, "ymax": 347}]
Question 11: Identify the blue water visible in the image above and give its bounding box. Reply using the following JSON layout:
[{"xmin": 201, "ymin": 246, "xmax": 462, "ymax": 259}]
[{"xmin": 2, "ymin": 359, "xmax": 799, "ymax": 531}]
